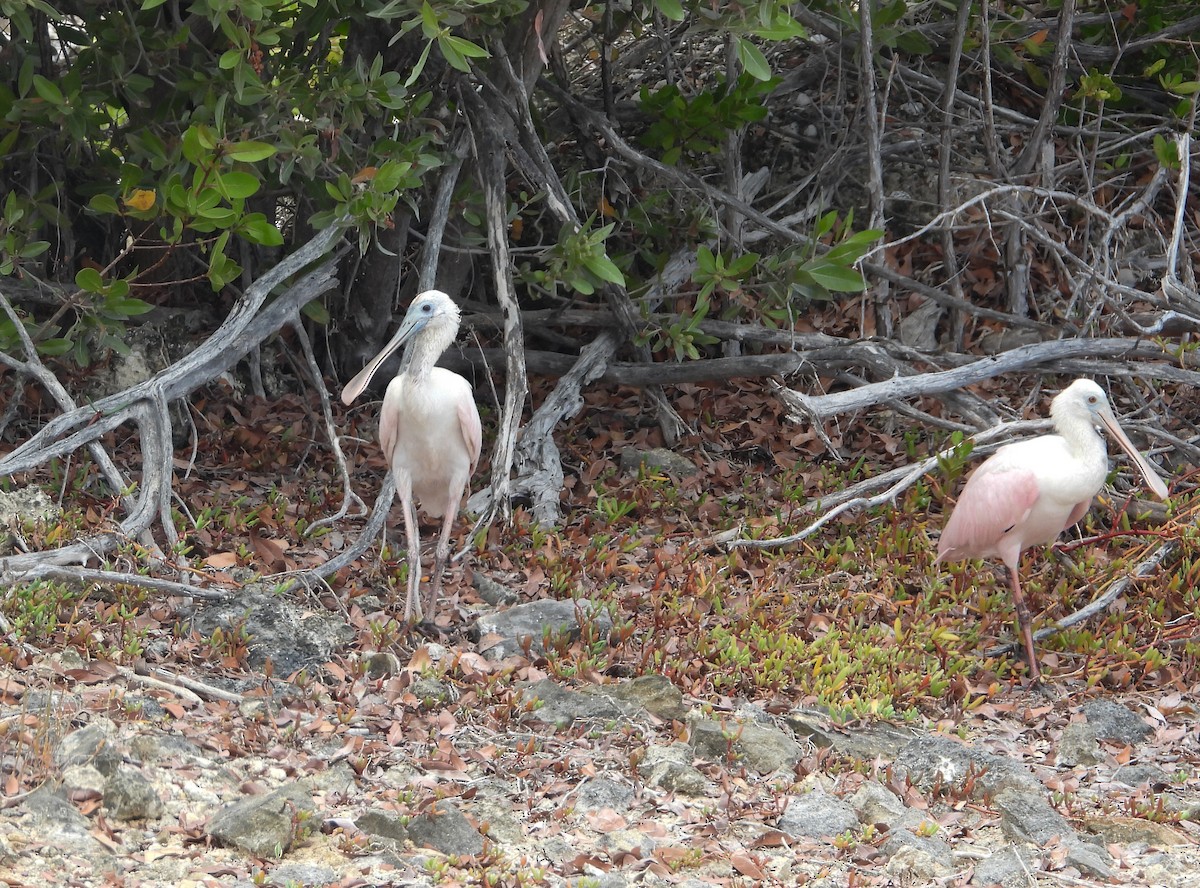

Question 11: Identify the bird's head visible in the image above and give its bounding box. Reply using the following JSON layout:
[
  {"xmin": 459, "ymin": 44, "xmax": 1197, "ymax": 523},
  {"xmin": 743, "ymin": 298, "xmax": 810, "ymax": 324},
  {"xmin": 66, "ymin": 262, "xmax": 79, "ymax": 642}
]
[
  {"xmin": 1051, "ymin": 378, "xmax": 1169, "ymax": 500},
  {"xmin": 340, "ymin": 289, "xmax": 463, "ymax": 405}
]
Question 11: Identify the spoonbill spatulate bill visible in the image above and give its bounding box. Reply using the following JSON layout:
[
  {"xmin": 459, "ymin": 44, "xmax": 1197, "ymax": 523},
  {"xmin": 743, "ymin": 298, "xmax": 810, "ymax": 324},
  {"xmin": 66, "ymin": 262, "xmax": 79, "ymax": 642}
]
[
  {"xmin": 936, "ymin": 379, "xmax": 1169, "ymax": 680},
  {"xmin": 342, "ymin": 290, "xmax": 482, "ymax": 624}
]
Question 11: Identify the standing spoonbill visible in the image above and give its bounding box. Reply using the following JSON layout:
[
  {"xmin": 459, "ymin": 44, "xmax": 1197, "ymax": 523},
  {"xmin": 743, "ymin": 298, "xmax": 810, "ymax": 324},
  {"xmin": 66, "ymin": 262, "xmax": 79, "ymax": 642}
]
[
  {"xmin": 936, "ymin": 379, "xmax": 1169, "ymax": 680},
  {"xmin": 341, "ymin": 290, "xmax": 482, "ymax": 624}
]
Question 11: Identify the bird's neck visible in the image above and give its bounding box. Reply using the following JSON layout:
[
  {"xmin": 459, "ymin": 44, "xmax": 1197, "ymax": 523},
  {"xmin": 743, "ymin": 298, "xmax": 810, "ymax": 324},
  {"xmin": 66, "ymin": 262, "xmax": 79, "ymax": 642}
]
[
  {"xmin": 406, "ymin": 323, "xmax": 457, "ymax": 379},
  {"xmin": 1058, "ymin": 416, "xmax": 1106, "ymax": 460}
]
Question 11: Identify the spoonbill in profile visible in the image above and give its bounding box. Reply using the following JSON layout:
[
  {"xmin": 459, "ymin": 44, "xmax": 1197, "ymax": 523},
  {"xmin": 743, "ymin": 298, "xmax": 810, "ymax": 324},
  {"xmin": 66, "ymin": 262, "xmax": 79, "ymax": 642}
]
[
  {"xmin": 342, "ymin": 290, "xmax": 482, "ymax": 623},
  {"xmin": 936, "ymin": 379, "xmax": 1169, "ymax": 680}
]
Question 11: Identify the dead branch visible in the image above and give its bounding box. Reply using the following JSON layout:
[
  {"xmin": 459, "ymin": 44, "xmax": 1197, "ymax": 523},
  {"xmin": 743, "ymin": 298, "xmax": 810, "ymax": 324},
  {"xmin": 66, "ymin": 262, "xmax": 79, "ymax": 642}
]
[
  {"xmin": 0, "ymin": 221, "xmax": 347, "ymax": 584},
  {"xmin": 726, "ymin": 418, "xmax": 1049, "ymax": 550}
]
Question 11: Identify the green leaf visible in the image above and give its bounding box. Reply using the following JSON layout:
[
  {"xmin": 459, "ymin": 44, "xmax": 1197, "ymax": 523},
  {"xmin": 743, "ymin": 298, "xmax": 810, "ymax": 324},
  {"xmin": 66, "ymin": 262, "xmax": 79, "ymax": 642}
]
[
  {"xmin": 75, "ymin": 267, "xmax": 104, "ymax": 293},
  {"xmin": 438, "ymin": 35, "xmax": 468, "ymax": 72},
  {"xmin": 653, "ymin": 0, "xmax": 686, "ymax": 22},
  {"xmin": 238, "ymin": 214, "xmax": 284, "ymax": 246},
  {"xmin": 89, "ymin": 194, "xmax": 121, "ymax": 215},
  {"xmin": 107, "ymin": 296, "xmax": 153, "ymax": 316},
  {"xmin": 735, "ymin": 37, "xmax": 772, "ymax": 81},
  {"xmin": 215, "ymin": 170, "xmax": 261, "ymax": 199},
  {"xmin": 32, "ymin": 75, "xmax": 64, "ymax": 106},
  {"xmin": 585, "ymin": 254, "xmax": 626, "ymax": 286},
  {"xmin": 444, "ymin": 35, "xmax": 489, "ymax": 59},
  {"xmin": 219, "ymin": 49, "xmax": 242, "ymax": 70},
  {"xmin": 141, "ymin": 0, "xmax": 169, "ymax": 9},
  {"xmin": 225, "ymin": 140, "xmax": 276, "ymax": 162},
  {"xmin": 302, "ymin": 299, "xmax": 331, "ymax": 324},
  {"xmin": 36, "ymin": 337, "xmax": 73, "ymax": 356},
  {"xmin": 806, "ymin": 261, "xmax": 865, "ymax": 292}
]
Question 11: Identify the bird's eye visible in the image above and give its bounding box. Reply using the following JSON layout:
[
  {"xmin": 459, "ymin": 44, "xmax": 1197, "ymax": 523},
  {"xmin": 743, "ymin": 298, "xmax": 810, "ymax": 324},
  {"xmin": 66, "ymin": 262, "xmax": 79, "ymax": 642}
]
[
  {"xmin": 421, "ymin": 303, "xmax": 432, "ymax": 312},
  {"xmin": 1087, "ymin": 395, "xmax": 1097, "ymax": 404}
]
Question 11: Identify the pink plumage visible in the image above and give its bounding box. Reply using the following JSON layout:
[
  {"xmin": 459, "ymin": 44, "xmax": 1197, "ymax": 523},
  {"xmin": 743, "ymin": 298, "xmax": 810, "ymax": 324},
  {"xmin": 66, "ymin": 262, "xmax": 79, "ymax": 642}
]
[{"xmin": 936, "ymin": 379, "xmax": 1168, "ymax": 680}]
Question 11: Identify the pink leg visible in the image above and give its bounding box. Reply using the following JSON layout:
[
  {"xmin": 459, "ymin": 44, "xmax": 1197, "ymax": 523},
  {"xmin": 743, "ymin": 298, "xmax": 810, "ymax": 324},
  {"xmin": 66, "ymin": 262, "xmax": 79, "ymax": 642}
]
[
  {"xmin": 1004, "ymin": 561, "xmax": 1041, "ymax": 681},
  {"xmin": 396, "ymin": 478, "xmax": 424, "ymax": 624},
  {"xmin": 423, "ymin": 513, "xmax": 456, "ymax": 620}
]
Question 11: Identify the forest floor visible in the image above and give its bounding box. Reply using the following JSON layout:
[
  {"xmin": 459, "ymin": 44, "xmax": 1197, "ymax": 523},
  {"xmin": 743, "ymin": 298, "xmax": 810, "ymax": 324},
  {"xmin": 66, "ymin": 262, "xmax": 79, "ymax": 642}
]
[{"xmin": 1, "ymin": 352, "xmax": 1199, "ymax": 887}]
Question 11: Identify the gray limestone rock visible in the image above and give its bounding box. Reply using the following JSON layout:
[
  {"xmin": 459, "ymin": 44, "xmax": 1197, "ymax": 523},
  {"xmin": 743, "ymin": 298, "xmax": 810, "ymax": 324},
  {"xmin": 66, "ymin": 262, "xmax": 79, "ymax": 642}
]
[
  {"xmin": 894, "ymin": 735, "xmax": 1040, "ymax": 797},
  {"xmin": 619, "ymin": 447, "xmax": 697, "ymax": 477},
  {"xmin": 688, "ymin": 717, "xmax": 802, "ymax": 774},
  {"xmin": 639, "ymin": 743, "xmax": 707, "ymax": 796},
  {"xmin": 848, "ymin": 781, "xmax": 907, "ymax": 827},
  {"xmin": 574, "ymin": 777, "xmax": 634, "ymax": 812},
  {"xmin": 267, "ymin": 862, "xmax": 338, "ymax": 886},
  {"xmin": 207, "ymin": 781, "xmax": 316, "ymax": 858},
  {"xmin": 777, "ymin": 790, "xmax": 860, "ymax": 840},
  {"xmin": 971, "ymin": 847, "xmax": 1031, "ymax": 887},
  {"xmin": 474, "ymin": 599, "xmax": 613, "ymax": 661},
  {"xmin": 18, "ymin": 786, "xmax": 108, "ymax": 856},
  {"xmin": 993, "ymin": 788, "xmax": 1111, "ymax": 880},
  {"xmin": 603, "ymin": 674, "xmax": 688, "ymax": 721},
  {"xmin": 785, "ymin": 708, "xmax": 918, "ymax": 759},
  {"xmin": 405, "ymin": 802, "xmax": 485, "ymax": 857},
  {"xmin": 1056, "ymin": 722, "xmax": 1103, "ymax": 767},
  {"xmin": 1083, "ymin": 700, "xmax": 1152, "ymax": 744},
  {"xmin": 521, "ymin": 678, "xmax": 628, "ymax": 727},
  {"xmin": 190, "ymin": 583, "xmax": 352, "ymax": 675},
  {"xmin": 56, "ymin": 721, "xmax": 121, "ymax": 775},
  {"xmin": 356, "ymin": 810, "xmax": 410, "ymax": 844},
  {"xmin": 104, "ymin": 766, "xmax": 163, "ymax": 820}
]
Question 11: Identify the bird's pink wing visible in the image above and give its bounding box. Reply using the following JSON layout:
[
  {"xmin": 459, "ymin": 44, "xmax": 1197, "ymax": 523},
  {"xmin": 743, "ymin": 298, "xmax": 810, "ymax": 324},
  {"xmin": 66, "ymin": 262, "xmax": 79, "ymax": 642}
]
[
  {"xmin": 379, "ymin": 381, "xmax": 402, "ymax": 467},
  {"xmin": 458, "ymin": 397, "xmax": 482, "ymax": 473},
  {"xmin": 937, "ymin": 466, "xmax": 1041, "ymax": 564}
]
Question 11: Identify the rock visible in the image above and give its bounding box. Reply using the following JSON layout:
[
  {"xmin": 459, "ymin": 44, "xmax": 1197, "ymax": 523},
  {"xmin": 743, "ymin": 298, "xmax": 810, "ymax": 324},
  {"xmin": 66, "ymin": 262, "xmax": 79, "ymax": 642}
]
[
  {"xmin": 639, "ymin": 743, "xmax": 707, "ymax": 796},
  {"xmin": 521, "ymin": 678, "xmax": 628, "ymax": 727},
  {"xmin": 410, "ymin": 677, "xmax": 452, "ymax": 705},
  {"xmin": 848, "ymin": 781, "xmax": 907, "ymax": 827},
  {"xmin": 268, "ymin": 862, "xmax": 339, "ymax": 886},
  {"xmin": 1082, "ymin": 815, "xmax": 1188, "ymax": 846},
  {"xmin": 894, "ymin": 735, "xmax": 1040, "ymax": 797},
  {"xmin": 603, "ymin": 674, "xmax": 688, "ymax": 721},
  {"xmin": 883, "ymin": 839, "xmax": 954, "ymax": 883},
  {"xmin": 473, "ymin": 573, "xmax": 518, "ymax": 606},
  {"xmin": 207, "ymin": 780, "xmax": 316, "ymax": 858},
  {"xmin": 688, "ymin": 717, "xmax": 802, "ymax": 774},
  {"xmin": 1083, "ymin": 700, "xmax": 1152, "ymax": 744},
  {"xmin": 56, "ymin": 721, "xmax": 121, "ymax": 776},
  {"xmin": 363, "ymin": 651, "xmax": 402, "ymax": 679},
  {"xmin": 971, "ymin": 847, "xmax": 1031, "ymax": 887},
  {"xmin": 189, "ymin": 583, "xmax": 352, "ymax": 675},
  {"xmin": 574, "ymin": 777, "xmax": 634, "ymax": 812},
  {"xmin": 785, "ymin": 708, "xmax": 917, "ymax": 759},
  {"xmin": 18, "ymin": 786, "xmax": 108, "ymax": 856},
  {"xmin": 897, "ymin": 297, "xmax": 943, "ymax": 352},
  {"xmin": 1110, "ymin": 762, "xmax": 1170, "ymax": 788},
  {"xmin": 103, "ymin": 767, "xmax": 163, "ymax": 820},
  {"xmin": 61, "ymin": 764, "xmax": 107, "ymax": 797},
  {"xmin": 356, "ymin": 810, "xmax": 409, "ymax": 844},
  {"xmin": 473, "ymin": 599, "xmax": 614, "ymax": 661},
  {"xmin": 993, "ymin": 789, "xmax": 1111, "ymax": 880},
  {"xmin": 993, "ymin": 788, "xmax": 1071, "ymax": 845},
  {"xmin": 1056, "ymin": 722, "xmax": 1103, "ymax": 767},
  {"xmin": 0, "ymin": 487, "xmax": 59, "ymax": 526},
  {"xmin": 619, "ymin": 447, "xmax": 696, "ymax": 477},
  {"xmin": 777, "ymin": 790, "xmax": 859, "ymax": 840},
  {"xmin": 406, "ymin": 802, "xmax": 485, "ymax": 856}
]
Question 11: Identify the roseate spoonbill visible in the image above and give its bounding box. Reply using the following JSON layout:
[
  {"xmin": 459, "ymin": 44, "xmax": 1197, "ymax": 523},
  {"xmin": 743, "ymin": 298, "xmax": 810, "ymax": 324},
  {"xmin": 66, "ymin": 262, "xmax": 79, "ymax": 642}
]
[
  {"xmin": 342, "ymin": 290, "xmax": 482, "ymax": 623},
  {"xmin": 936, "ymin": 379, "xmax": 1169, "ymax": 680}
]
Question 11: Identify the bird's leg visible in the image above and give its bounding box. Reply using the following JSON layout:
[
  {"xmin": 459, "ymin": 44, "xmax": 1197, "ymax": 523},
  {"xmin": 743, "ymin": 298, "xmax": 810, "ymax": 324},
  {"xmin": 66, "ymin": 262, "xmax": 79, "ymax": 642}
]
[
  {"xmin": 425, "ymin": 509, "xmax": 458, "ymax": 621},
  {"xmin": 398, "ymin": 487, "xmax": 424, "ymax": 625},
  {"xmin": 1004, "ymin": 563, "xmax": 1041, "ymax": 681}
]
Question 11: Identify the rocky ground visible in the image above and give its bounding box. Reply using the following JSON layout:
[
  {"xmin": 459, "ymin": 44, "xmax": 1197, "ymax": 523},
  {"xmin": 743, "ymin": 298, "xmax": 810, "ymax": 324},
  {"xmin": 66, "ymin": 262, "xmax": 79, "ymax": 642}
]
[{"xmin": 1, "ymin": 592, "xmax": 1198, "ymax": 888}]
